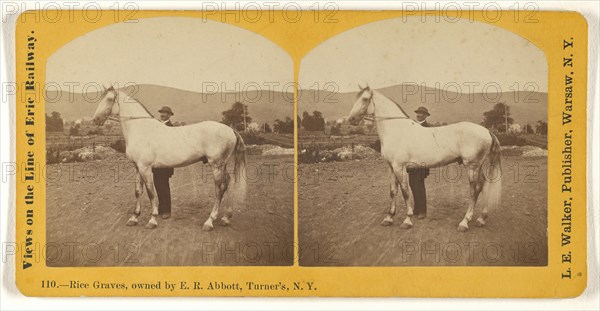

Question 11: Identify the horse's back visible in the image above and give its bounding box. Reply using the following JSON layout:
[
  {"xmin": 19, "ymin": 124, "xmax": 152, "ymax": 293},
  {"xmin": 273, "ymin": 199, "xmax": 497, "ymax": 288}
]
[
  {"xmin": 438, "ymin": 121, "xmax": 490, "ymax": 138},
  {"xmin": 187, "ymin": 120, "xmax": 238, "ymax": 158},
  {"xmin": 130, "ymin": 120, "xmax": 237, "ymax": 168},
  {"xmin": 440, "ymin": 121, "xmax": 493, "ymax": 160},
  {"xmin": 184, "ymin": 120, "xmax": 231, "ymax": 131},
  {"xmin": 179, "ymin": 120, "xmax": 236, "ymax": 139}
]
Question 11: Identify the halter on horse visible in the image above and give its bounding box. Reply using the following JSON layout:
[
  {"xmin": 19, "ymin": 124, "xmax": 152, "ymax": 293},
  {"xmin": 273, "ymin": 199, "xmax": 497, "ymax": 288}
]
[
  {"xmin": 348, "ymin": 85, "xmax": 502, "ymax": 232},
  {"xmin": 92, "ymin": 85, "xmax": 247, "ymax": 231}
]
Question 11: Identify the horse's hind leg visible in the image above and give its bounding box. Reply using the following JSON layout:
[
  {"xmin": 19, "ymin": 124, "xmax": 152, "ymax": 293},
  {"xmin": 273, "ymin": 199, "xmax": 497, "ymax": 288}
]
[
  {"xmin": 475, "ymin": 206, "xmax": 488, "ymax": 227},
  {"xmin": 475, "ymin": 166, "xmax": 488, "ymax": 227},
  {"xmin": 458, "ymin": 163, "xmax": 483, "ymax": 232},
  {"xmin": 138, "ymin": 165, "xmax": 159, "ymax": 229},
  {"xmin": 381, "ymin": 165, "xmax": 398, "ymax": 226},
  {"xmin": 203, "ymin": 164, "xmax": 228, "ymax": 231},
  {"xmin": 126, "ymin": 172, "xmax": 144, "ymax": 226},
  {"xmin": 219, "ymin": 170, "xmax": 232, "ymax": 226}
]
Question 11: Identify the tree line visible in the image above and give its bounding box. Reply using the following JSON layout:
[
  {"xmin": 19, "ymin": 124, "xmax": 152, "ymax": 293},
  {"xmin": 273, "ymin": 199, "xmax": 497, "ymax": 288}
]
[
  {"xmin": 221, "ymin": 101, "xmax": 292, "ymax": 134},
  {"xmin": 482, "ymin": 102, "xmax": 547, "ymax": 135},
  {"xmin": 46, "ymin": 101, "xmax": 548, "ymax": 137}
]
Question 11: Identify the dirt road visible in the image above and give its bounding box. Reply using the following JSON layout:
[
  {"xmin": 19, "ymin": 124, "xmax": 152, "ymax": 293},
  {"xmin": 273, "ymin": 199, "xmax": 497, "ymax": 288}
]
[
  {"xmin": 46, "ymin": 155, "xmax": 294, "ymax": 267},
  {"xmin": 298, "ymin": 156, "xmax": 548, "ymax": 266}
]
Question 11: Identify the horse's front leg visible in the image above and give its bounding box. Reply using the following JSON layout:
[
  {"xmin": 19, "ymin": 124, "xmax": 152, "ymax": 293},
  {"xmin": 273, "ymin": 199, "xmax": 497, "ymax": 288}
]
[
  {"xmin": 126, "ymin": 172, "xmax": 144, "ymax": 226},
  {"xmin": 202, "ymin": 164, "xmax": 228, "ymax": 231},
  {"xmin": 381, "ymin": 165, "xmax": 398, "ymax": 226},
  {"xmin": 138, "ymin": 165, "xmax": 159, "ymax": 229},
  {"xmin": 395, "ymin": 164, "xmax": 414, "ymax": 229}
]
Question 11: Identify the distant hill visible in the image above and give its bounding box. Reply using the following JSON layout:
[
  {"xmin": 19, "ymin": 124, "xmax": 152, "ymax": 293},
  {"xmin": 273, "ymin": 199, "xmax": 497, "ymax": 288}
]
[
  {"xmin": 298, "ymin": 84, "xmax": 547, "ymax": 126},
  {"xmin": 45, "ymin": 84, "xmax": 293, "ymax": 125}
]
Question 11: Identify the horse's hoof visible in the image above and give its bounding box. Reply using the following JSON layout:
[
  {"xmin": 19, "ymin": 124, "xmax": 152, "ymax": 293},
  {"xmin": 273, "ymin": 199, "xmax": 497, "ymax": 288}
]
[
  {"xmin": 457, "ymin": 225, "xmax": 469, "ymax": 232},
  {"xmin": 381, "ymin": 218, "xmax": 393, "ymax": 226},
  {"xmin": 202, "ymin": 223, "xmax": 214, "ymax": 232},
  {"xmin": 220, "ymin": 217, "xmax": 230, "ymax": 226},
  {"xmin": 399, "ymin": 222, "xmax": 412, "ymax": 229},
  {"xmin": 475, "ymin": 218, "xmax": 486, "ymax": 227},
  {"xmin": 145, "ymin": 222, "xmax": 158, "ymax": 229},
  {"xmin": 126, "ymin": 219, "xmax": 138, "ymax": 226},
  {"xmin": 381, "ymin": 220, "xmax": 393, "ymax": 226}
]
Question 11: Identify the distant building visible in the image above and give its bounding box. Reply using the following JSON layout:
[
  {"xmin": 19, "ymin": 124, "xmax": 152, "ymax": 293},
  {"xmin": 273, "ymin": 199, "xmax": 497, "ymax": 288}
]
[
  {"xmin": 247, "ymin": 122, "xmax": 260, "ymax": 132},
  {"xmin": 508, "ymin": 123, "xmax": 522, "ymax": 134}
]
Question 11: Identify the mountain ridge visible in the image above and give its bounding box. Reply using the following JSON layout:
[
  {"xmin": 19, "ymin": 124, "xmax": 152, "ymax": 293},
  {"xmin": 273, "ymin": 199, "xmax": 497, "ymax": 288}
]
[
  {"xmin": 298, "ymin": 84, "xmax": 547, "ymax": 126},
  {"xmin": 45, "ymin": 84, "xmax": 293, "ymax": 125}
]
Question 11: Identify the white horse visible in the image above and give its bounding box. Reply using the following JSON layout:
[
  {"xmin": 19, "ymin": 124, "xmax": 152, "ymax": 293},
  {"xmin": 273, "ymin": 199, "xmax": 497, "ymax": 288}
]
[
  {"xmin": 348, "ymin": 86, "xmax": 502, "ymax": 232},
  {"xmin": 92, "ymin": 86, "xmax": 246, "ymax": 231}
]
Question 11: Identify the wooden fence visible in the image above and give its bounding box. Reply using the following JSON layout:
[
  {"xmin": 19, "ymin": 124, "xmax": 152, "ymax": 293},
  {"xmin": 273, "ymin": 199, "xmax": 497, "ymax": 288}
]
[
  {"xmin": 298, "ymin": 134, "xmax": 379, "ymax": 150},
  {"xmin": 47, "ymin": 134, "xmax": 124, "ymax": 151}
]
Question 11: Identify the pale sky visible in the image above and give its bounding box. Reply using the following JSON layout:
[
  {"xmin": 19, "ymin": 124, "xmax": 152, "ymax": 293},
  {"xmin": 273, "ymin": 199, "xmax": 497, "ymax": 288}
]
[
  {"xmin": 300, "ymin": 17, "xmax": 547, "ymax": 93},
  {"xmin": 47, "ymin": 17, "xmax": 292, "ymax": 93}
]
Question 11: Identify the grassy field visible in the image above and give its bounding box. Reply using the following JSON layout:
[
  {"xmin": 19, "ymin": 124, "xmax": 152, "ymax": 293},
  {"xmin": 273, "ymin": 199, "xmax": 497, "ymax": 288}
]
[
  {"xmin": 298, "ymin": 131, "xmax": 379, "ymax": 152},
  {"xmin": 46, "ymin": 154, "xmax": 294, "ymax": 267},
  {"xmin": 298, "ymin": 155, "xmax": 548, "ymax": 266},
  {"xmin": 262, "ymin": 133, "xmax": 294, "ymax": 148}
]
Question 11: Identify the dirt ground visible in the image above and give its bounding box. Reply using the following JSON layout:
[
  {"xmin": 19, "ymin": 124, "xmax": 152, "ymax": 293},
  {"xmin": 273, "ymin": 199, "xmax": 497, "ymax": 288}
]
[
  {"xmin": 298, "ymin": 156, "xmax": 548, "ymax": 266},
  {"xmin": 46, "ymin": 154, "xmax": 294, "ymax": 267}
]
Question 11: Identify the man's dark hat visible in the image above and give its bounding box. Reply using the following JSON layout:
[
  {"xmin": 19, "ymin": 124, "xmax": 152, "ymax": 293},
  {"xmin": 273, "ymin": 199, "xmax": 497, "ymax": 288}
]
[
  {"xmin": 158, "ymin": 106, "xmax": 174, "ymax": 116},
  {"xmin": 414, "ymin": 106, "xmax": 430, "ymax": 116}
]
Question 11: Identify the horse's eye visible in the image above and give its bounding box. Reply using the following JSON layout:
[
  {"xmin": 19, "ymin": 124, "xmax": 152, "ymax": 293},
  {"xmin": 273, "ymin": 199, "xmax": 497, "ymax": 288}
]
[{"xmin": 362, "ymin": 97, "xmax": 370, "ymax": 103}]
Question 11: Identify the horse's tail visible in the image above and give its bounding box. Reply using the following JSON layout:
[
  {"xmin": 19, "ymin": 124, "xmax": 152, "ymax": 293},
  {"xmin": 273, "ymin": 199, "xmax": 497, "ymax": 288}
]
[
  {"xmin": 480, "ymin": 131, "xmax": 502, "ymax": 212},
  {"xmin": 230, "ymin": 130, "xmax": 247, "ymax": 208}
]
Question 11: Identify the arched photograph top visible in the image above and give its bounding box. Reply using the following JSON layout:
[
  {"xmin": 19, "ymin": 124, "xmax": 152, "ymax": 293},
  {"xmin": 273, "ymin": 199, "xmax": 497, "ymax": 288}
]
[
  {"xmin": 45, "ymin": 17, "xmax": 294, "ymax": 267},
  {"xmin": 298, "ymin": 17, "xmax": 548, "ymax": 267}
]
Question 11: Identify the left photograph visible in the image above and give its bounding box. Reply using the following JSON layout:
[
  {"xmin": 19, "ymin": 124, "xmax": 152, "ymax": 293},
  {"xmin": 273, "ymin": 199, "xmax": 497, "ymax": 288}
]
[{"xmin": 44, "ymin": 17, "xmax": 294, "ymax": 266}]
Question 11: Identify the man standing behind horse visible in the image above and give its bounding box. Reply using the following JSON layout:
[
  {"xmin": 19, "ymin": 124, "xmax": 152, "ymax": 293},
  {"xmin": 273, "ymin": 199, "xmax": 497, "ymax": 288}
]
[
  {"xmin": 409, "ymin": 106, "xmax": 431, "ymax": 219},
  {"xmin": 153, "ymin": 106, "xmax": 175, "ymax": 219}
]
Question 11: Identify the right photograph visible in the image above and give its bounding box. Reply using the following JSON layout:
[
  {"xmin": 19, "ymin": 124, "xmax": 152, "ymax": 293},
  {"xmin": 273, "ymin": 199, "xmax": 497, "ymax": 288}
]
[{"xmin": 298, "ymin": 17, "xmax": 548, "ymax": 267}]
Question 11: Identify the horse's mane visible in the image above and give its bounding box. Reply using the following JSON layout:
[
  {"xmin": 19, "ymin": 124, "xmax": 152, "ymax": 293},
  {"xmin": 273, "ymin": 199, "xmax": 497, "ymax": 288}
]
[
  {"xmin": 385, "ymin": 94, "xmax": 411, "ymax": 118},
  {"xmin": 135, "ymin": 98, "xmax": 156, "ymax": 118},
  {"xmin": 372, "ymin": 89, "xmax": 411, "ymax": 118},
  {"xmin": 115, "ymin": 88, "xmax": 156, "ymax": 118}
]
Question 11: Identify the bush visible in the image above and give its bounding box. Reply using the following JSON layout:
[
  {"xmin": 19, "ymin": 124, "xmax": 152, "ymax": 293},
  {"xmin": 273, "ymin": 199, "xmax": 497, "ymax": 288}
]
[
  {"xmin": 69, "ymin": 124, "xmax": 80, "ymax": 136},
  {"xmin": 110, "ymin": 139, "xmax": 126, "ymax": 153},
  {"xmin": 46, "ymin": 147, "xmax": 61, "ymax": 164},
  {"xmin": 348, "ymin": 127, "xmax": 365, "ymax": 135},
  {"xmin": 370, "ymin": 139, "xmax": 381, "ymax": 152},
  {"xmin": 330, "ymin": 124, "xmax": 342, "ymax": 135},
  {"xmin": 298, "ymin": 144, "xmax": 339, "ymax": 164},
  {"xmin": 240, "ymin": 131, "xmax": 267, "ymax": 145},
  {"xmin": 495, "ymin": 133, "xmax": 529, "ymax": 146},
  {"xmin": 87, "ymin": 128, "xmax": 104, "ymax": 135}
]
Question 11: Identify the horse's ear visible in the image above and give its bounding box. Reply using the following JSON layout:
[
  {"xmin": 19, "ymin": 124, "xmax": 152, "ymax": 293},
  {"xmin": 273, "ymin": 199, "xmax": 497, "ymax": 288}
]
[{"xmin": 358, "ymin": 83, "xmax": 364, "ymax": 90}]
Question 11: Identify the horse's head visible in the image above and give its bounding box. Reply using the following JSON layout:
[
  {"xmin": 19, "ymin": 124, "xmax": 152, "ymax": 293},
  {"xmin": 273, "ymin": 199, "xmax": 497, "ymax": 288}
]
[
  {"xmin": 348, "ymin": 84, "xmax": 373, "ymax": 126},
  {"xmin": 92, "ymin": 85, "xmax": 118, "ymax": 126}
]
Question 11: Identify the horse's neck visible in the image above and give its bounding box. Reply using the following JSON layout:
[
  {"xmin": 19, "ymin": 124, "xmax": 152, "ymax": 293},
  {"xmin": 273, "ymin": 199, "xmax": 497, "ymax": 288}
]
[
  {"xmin": 372, "ymin": 91, "xmax": 406, "ymax": 119},
  {"xmin": 117, "ymin": 92, "xmax": 151, "ymax": 118},
  {"xmin": 116, "ymin": 91, "xmax": 154, "ymax": 142},
  {"xmin": 372, "ymin": 91, "xmax": 411, "ymax": 138}
]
